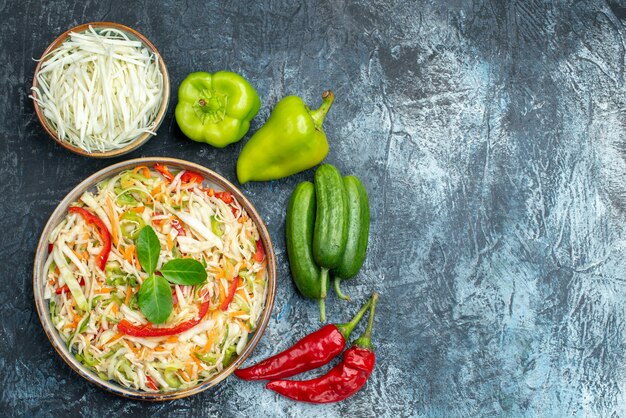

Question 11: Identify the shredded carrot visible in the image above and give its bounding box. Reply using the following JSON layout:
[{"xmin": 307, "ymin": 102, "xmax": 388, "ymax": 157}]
[
  {"xmin": 154, "ymin": 346, "xmax": 167, "ymax": 352},
  {"xmin": 111, "ymin": 303, "xmax": 119, "ymax": 314},
  {"xmin": 236, "ymin": 288, "xmax": 248, "ymax": 300},
  {"xmin": 130, "ymin": 206, "xmax": 145, "ymax": 213},
  {"xmin": 133, "ymin": 246, "xmax": 141, "ymax": 269},
  {"xmin": 167, "ymin": 234, "xmax": 173, "ymax": 251},
  {"xmin": 126, "ymin": 342, "xmax": 141, "ymax": 357},
  {"xmin": 124, "ymin": 285, "xmax": 132, "ymax": 306},
  {"xmin": 107, "ymin": 332, "xmax": 124, "ymax": 345},
  {"xmin": 191, "ymin": 352, "xmax": 202, "ymax": 368},
  {"xmin": 185, "ymin": 364, "xmax": 194, "ymax": 379},
  {"xmin": 236, "ymin": 319, "xmax": 251, "ymax": 333},
  {"xmin": 123, "ymin": 245, "xmax": 135, "ymax": 264},
  {"xmin": 166, "ymin": 336, "xmax": 179, "ymax": 344},
  {"xmin": 200, "ymin": 326, "xmax": 219, "ymax": 354},
  {"xmin": 105, "ymin": 196, "xmax": 119, "ymax": 248},
  {"xmin": 229, "ymin": 310, "xmax": 248, "ymax": 317},
  {"xmin": 180, "ymin": 370, "xmax": 191, "ymax": 382},
  {"xmin": 238, "ymin": 216, "xmax": 248, "ymax": 224},
  {"xmin": 133, "ymin": 165, "xmax": 151, "ymax": 178},
  {"xmin": 219, "ymin": 281, "xmax": 226, "ymax": 304},
  {"xmin": 256, "ymin": 261, "xmax": 267, "ymax": 281},
  {"xmin": 95, "ymin": 287, "xmax": 114, "ymax": 294}
]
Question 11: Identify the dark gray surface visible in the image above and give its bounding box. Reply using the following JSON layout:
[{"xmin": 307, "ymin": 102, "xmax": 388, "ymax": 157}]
[{"xmin": 2, "ymin": 0, "xmax": 626, "ymax": 416}]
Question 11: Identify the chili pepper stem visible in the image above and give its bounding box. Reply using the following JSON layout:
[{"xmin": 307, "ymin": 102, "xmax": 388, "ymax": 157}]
[
  {"xmin": 335, "ymin": 295, "xmax": 372, "ymax": 340},
  {"xmin": 310, "ymin": 90, "xmax": 334, "ymax": 130},
  {"xmin": 353, "ymin": 292, "xmax": 379, "ymax": 350},
  {"xmin": 333, "ymin": 277, "xmax": 351, "ymax": 301}
]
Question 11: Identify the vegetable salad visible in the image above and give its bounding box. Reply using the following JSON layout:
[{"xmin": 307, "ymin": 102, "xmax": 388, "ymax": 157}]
[{"xmin": 43, "ymin": 164, "xmax": 267, "ymax": 392}]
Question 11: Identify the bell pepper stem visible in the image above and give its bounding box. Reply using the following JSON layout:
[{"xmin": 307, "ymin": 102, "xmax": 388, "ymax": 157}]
[
  {"xmin": 335, "ymin": 296, "xmax": 372, "ymax": 340},
  {"xmin": 310, "ymin": 90, "xmax": 335, "ymax": 130},
  {"xmin": 353, "ymin": 292, "xmax": 379, "ymax": 350},
  {"xmin": 334, "ymin": 277, "xmax": 351, "ymax": 301}
]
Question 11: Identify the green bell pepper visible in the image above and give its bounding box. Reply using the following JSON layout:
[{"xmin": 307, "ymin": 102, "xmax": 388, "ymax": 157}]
[
  {"xmin": 175, "ymin": 71, "xmax": 261, "ymax": 148},
  {"xmin": 236, "ymin": 90, "xmax": 334, "ymax": 183}
]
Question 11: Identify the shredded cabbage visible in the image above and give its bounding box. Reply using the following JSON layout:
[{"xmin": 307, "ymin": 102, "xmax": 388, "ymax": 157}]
[
  {"xmin": 30, "ymin": 26, "xmax": 164, "ymax": 153},
  {"xmin": 44, "ymin": 166, "xmax": 268, "ymax": 392}
]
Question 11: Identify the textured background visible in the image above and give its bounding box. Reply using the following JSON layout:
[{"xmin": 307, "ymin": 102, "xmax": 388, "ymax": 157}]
[{"xmin": 2, "ymin": 0, "xmax": 626, "ymax": 416}]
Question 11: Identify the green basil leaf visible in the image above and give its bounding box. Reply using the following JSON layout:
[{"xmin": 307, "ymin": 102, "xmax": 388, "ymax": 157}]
[
  {"xmin": 138, "ymin": 274, "xmax": 172, "ymax": 324},
  {"xmin": 137, "ymin": 226, "xmax": 161, "ymax": 275},
  {"xmin": 160, "ymin": 259, "xmax": 208, "ymax": 285}
]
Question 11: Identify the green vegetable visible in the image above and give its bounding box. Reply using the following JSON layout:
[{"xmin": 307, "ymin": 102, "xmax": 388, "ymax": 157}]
[
  {"xmin": 135, "ymin": 225, "xmax": 211, "ymax": 323},
  {"xmin": 210, "ymin": 216, "xmax": 224, "ymax": 237},
  {"xmin": 195, "ymin": 352, "xmax": 217, "ymax": 365},
  {"xmin": 285, "ymin": 181, "xmax": 325, "ymax": 321},
  {"xmin": 138, "ymin": 274, "xmax": 172, "ymax": 324},
  {"xmin": 160, "ymin": 258, "xmax": 207, "ymax": 285},
  {"xmin": 222, "ymin": 344, "xmax": 237, "ymax": 367},
  {"xmin": 137, "ymin": 226, "xmax": 160, "ymax": 275},
  {"xmin": 115, "ymin": 190, "xmax": 138, "ymax": 206},
  {"xmin": 175, "ymin": 71, "xmax": 260, "ymax": 148},
  {"xmin": 163, "ymin": 368, "xmax": 182, "ymax": 388},
  {"xmin": 120, "ymin": 211, "xmax": 145, "ymax": 240},
  {"xmin": 67, "ymin": 314, "xmax": 90, "ymax": 348},
  {"xmin": 81, "ymin": 344, "xmax": 99, "ymax": 367},
  {"xmin": 312, "ymin": 164, "xmax": 348, "ymax": 307},
  {"xmin": 333, "ymin": 176, "xmax": 370, "ymax": 301},
  {"xmin": 236, "ymin": 90, "xmax": 334, "ymax": 183}
]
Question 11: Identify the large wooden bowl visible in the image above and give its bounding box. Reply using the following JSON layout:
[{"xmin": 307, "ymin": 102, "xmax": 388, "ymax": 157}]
[
  {"xmin": 33, "ymin": 158, "xmax": 277, "ymax": 400},
  {"xmin": 31, "ymin": 22, "xmax": 170, "ymax": 158}
]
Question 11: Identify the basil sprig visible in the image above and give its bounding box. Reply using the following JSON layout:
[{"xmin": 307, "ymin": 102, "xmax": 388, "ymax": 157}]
[
  {"xmin": 161, "ymin": 259, "xmax": 208, "ymax": 285},
  {"xmin": 138, "ymin": 275, "xmax": 172, "ymax": 324},
  {"xmin": 135, "ymin": 225, "xmax": 208, "ymax": 324},
  {"xmin": 137, "ymin": 225, "xmax": 160, "ymax": 275}
]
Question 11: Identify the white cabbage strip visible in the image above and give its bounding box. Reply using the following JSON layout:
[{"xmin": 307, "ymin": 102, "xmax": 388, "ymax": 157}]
[{"xmin": 30, "ymin": 26, "xmax": 164, "ymax": 153}]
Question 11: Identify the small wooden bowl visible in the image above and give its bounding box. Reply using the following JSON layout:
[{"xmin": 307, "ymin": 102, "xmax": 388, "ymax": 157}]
[
  {"xmin": 31, "ymin": 22, "xmax": 170, "ymax": 158},
  {"xmin": 33, "ymin": 158, "xmax": 277, "ymax": 400}
]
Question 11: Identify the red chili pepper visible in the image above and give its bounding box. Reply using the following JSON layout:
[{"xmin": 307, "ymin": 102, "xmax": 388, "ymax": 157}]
[
  {"xmin": 254, "ymin": 240, "xmax": 265, "ymax": 262},
  {"xmin": 117, "ymin": 299, "xmax": 210, "ymax": 337},
  {"xmin": 146, "ymin": 376, "xmax": 158, "ymax": 391},
  {"xmin": 154, "ymin": 163, "xmax": 175, "ymax": 183},
  {"xmin": 68, "ymin": 207, "xmax": 111, "ymax": 271},
  {"xmin": 266, "ymin": 293, "xmax": 379, "ymax": 403},
  {"xmin": 215, "ymin": 191, "xmax": 233, "ymax": 204},
  {"xmin": 180, "ymin": 170, "xmax": 204, "ymax": 184},
  {"xmin": 170, "ymin": 219, "xmax": 186, "ymax": 236},
  {"xmin": 235, "ymin": 295, "xmax": 372, "ymax": 381},
  {"xmin": 171, "ymin": 288, "xmax": 178, "ymax": 306},
  {"xmin": 220, "ymin": 276, "xmax": 240, "ymax": 311},
  {"xmin": 55, "ymin": 278, "xmax": 85, "ymax": 294},
  {"xmin": 48, "ymin": 243, "xmax": 54, "ymax": 253}
]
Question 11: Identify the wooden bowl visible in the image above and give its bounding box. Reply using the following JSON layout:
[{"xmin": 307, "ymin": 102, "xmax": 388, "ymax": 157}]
[
  {"xmin": 33, "ymin": 158, "xmax": 277, "ymax": 400},
  {"xmin": 31, "ymin": 22, "xmax": 170, "ymax": 158}
]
